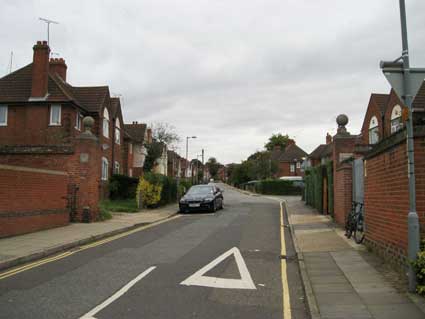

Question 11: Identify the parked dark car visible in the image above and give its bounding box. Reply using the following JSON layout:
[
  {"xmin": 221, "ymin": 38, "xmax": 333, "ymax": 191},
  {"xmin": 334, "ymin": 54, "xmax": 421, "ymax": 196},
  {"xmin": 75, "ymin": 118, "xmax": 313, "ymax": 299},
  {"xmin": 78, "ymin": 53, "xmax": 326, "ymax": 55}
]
[{"xmin": 179, "ymin": 185, "xmax": 224, "ymax": 213}]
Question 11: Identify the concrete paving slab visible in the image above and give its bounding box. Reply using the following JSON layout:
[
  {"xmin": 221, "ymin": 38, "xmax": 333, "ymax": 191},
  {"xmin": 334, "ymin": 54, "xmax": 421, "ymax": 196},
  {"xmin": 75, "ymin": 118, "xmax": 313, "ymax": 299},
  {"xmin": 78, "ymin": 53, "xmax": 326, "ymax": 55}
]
[
  {"xmin": 283, "ymin": 197, "xmax": 425, "ymax": 319},
  {"xmin": 367, "ymin": 303, "xmax": 425, "ymax": 319}
]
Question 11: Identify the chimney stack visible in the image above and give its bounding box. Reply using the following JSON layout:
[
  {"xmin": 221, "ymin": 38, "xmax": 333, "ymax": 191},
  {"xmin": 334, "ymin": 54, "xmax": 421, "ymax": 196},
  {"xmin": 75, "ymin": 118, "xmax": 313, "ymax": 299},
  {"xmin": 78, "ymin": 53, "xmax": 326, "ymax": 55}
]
[
  {"xmin": 285, "ymin": 139, "xmax": 295, "ymax": 150},
  {"xmin": 49, "ymin": 58, "xmax": 67, "ymax": 81},
  {"xmin": 31, "ymin": 41, "xmax": 50, "ymax": 99},
  {"xmin": 326, "ymin": 133, "xmax": 332, "ymax": 144},
  {"xmin": 147, "ymin": 128, "xmax": 153, "ymax": 144}
]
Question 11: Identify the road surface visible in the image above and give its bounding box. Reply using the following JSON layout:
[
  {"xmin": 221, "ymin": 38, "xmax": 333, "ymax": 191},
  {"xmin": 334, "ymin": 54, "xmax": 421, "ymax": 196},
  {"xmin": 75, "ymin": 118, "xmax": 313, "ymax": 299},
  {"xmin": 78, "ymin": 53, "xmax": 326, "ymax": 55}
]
[{"xmin": 0, "ymin": 184, "xmax": 308, "ymax": 319}]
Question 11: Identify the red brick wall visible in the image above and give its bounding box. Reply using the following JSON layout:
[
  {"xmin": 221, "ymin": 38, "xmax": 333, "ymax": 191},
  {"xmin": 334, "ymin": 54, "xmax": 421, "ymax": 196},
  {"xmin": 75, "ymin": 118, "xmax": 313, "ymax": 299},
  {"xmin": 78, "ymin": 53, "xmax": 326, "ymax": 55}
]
[
  {"xmin": 277, "ymin": 162, "xmax": 303, "ymax": 177},
  {"xmin": 0, "ymin": 104, "xmax": 79, "ymax": 145},
  {"xmin": 333, "ymin": 164, "xmax": 352, "ymax": 226},
  {"xmin": 0, "ymin": 165, "xmax": 69, "ymax": 238},
  {"xmin": 364, "ymin": 136, "xmax": 425, "ymax": 262}
]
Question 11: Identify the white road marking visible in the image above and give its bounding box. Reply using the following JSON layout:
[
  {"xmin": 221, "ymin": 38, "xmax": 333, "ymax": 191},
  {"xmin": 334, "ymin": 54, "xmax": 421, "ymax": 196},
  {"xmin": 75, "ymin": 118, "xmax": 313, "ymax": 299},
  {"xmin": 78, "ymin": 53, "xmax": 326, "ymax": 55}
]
[
  {"xmin": 79, "ymin": 266, "xmax": 156, "ymax": 319},
  {"xmin": 180, "ymin": 247, "xmax": 256, "ymax": 290}
]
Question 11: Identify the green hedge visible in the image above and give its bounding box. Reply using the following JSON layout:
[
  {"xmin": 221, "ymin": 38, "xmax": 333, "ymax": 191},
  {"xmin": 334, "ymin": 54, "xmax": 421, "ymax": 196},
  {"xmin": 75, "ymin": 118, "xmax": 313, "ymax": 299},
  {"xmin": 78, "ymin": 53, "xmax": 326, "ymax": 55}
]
[
  {"xmin": 242, "ymin": 179, "xmax": 302, "ymax": 195},
  {"xmin": 109, "ymin": 174, "xmax": 139, "ymax": 199},
  {"xmin": 326, "ymin": 161, "xmax": 334, "ymax": 216}
]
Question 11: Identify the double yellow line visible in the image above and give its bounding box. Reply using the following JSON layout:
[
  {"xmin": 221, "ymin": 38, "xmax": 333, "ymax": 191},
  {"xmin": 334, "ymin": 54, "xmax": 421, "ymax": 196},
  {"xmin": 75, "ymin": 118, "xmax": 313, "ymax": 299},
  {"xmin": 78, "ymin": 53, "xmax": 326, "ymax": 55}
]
[
  {"xmin": 0, "ymin": 215, "xmax": 181, "ymax": 281},
  {"xmin": 280, "ymin": 201, "xmax": 292, "ymax": 319}
]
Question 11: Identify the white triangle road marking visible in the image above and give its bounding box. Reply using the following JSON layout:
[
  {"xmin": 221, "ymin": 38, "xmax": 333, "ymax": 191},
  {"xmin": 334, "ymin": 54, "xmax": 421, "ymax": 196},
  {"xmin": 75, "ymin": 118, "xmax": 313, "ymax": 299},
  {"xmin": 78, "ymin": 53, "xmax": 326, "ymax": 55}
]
[{"xmin": 180, "ymin": 247, "xmax": 256, "ymax": 290}]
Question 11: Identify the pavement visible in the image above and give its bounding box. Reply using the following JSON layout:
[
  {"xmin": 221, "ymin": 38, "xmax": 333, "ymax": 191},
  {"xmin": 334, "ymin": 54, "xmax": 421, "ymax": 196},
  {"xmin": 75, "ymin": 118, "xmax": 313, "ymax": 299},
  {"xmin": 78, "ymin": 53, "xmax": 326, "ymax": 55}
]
[
  {"xmin": 0, "ymin": 184, "xmax": 308, "ymax": 319},
  {"xmin": 0, "ymin": 204, "xmax": 179, "ymax": 271},
  {"xmin": 282, "ymin": 197, "xmax": 425, "ymax": 319}
]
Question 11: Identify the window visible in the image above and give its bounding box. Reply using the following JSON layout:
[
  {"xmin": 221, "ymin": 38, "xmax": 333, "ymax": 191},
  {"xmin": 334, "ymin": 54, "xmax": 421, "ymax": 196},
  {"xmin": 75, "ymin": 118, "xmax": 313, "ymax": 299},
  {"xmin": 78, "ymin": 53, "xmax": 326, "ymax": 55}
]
[
  {"xmin": 103, "ymin": 108, "xmax": 109, "ymax": 138},
  {"xmin": 0, "ymin": 105, "xmax": 7, "ymax": 126},
  {"xmin": 129, "ymin": 168, "xmax": 133, "ymax": 177},
  {"xmin": 114, "ymin": 161, "xmax": 120, "ymax": 174},
  {"xmin": 129, "ymin": 143, "xmax": 133, "ymax": 154},
  {"xmin": 102, "ymin": 157, "xmax": 109, "ymax": 180},
  {"xmin": 368, "ymin": 116, "xmax": 379, "ymax": 144},
  {"xmin": 290, "ymin": 164, "xmax": 295, "ymax": 173},
  {"xmin": 296, "ymin": 162, "xmax": 301, "ymax": 169},
  {"xmin": 50, "ymin": 104, "xmax": 61, "ymax": 125},
  {"xmin": 115, "ymin": 119, "xmax": 120, "ymax": 144},
  {"xmin": 391, "ymin": 105, "xmax": 403, "ymax": 134},
  {"xmin": 75, "ymin": 112, "xmax": 83, "ymax": 130}
]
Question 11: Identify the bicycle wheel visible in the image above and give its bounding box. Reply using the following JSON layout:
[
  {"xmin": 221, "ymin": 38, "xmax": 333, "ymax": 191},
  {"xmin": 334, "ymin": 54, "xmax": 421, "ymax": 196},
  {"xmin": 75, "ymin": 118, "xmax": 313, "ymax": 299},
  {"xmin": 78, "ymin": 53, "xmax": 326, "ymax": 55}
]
[{"xmin": 354, "ymin": 214, "xmax": 365, "ymax": 244}]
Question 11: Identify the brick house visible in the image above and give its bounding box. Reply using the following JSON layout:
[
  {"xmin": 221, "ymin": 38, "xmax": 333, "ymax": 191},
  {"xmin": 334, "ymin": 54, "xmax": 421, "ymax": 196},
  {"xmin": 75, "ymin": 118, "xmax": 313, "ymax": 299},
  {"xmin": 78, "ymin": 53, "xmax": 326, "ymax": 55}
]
[
  {"xmin": 362, "ymin": 85, "xmax": 425, "ymax": 265},
  {"xmin": 0, "ymin": 41, "xmax": 129, "ymax": 237},
  {"xmin": 271, "ymin": 139, "xmax": 307, "ymax": 178},
  {"xmin": 167, "ymin": 150, "xmax": 182, "ymax": 178},
  {"xmin": 123, "ymin": 122, "xmax": 151, "ymax": 177}
]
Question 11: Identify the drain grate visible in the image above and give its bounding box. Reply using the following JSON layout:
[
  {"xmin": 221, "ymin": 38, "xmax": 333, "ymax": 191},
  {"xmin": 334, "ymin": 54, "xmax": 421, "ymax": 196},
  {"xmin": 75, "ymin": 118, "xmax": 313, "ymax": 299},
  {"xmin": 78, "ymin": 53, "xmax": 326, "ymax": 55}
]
[{"xmin": 279, "ymin": 254, "xmax": 297, "ymax": 261}]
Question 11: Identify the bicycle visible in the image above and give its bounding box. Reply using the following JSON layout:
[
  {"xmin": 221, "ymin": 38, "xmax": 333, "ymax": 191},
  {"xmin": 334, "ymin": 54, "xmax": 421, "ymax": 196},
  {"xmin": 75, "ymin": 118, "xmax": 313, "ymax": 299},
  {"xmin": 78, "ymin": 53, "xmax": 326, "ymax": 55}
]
[{"xmin": 344, "ymin": 201, "xmax": 365, "ymax": 244}]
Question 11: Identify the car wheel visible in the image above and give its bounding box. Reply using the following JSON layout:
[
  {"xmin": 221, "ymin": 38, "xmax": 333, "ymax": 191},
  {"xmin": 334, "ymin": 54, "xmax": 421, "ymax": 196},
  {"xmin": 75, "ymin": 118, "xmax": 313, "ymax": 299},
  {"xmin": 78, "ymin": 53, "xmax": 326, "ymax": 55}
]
[{"xmin": 210, "ymin": 200, "xmax": 217, "ymax": 213}]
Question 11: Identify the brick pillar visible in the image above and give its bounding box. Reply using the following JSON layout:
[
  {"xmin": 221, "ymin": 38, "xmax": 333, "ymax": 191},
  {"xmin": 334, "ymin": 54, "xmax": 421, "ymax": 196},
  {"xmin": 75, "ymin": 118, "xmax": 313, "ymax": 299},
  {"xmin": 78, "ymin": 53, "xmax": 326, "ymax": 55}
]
[{"xmin": 71, "ymin": 117, "xmax": 101, "ymax": 221}]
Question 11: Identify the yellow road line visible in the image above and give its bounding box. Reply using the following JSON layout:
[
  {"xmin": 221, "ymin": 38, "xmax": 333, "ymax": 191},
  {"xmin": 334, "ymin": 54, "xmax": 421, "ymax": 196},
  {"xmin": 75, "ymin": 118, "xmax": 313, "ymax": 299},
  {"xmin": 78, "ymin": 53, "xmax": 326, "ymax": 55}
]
[
  {"xmin": 280, "ymin": 201, "xmax": 292, "ymax": 319},
  {"xmin": 0, "ymin": 214, "xmax": 181, "ymax": 281}
]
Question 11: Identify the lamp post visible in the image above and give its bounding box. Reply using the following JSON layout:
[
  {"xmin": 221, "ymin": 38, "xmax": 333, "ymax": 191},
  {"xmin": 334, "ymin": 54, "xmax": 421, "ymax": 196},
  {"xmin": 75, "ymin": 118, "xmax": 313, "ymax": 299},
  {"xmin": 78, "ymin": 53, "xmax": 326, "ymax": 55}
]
[
  {"xmin": 380, "ymin": 0, "xmax": 425, "ymax": 292},
  {"xmin": 185, "ymin": 136, "xmax": 197, "ymax": 178}
]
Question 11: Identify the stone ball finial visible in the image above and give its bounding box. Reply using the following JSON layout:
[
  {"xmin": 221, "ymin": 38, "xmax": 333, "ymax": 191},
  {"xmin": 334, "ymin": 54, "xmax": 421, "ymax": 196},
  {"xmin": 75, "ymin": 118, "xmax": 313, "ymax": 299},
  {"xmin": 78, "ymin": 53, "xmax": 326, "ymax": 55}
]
[
  {"xmin": 83, "ymin": 116, "xmax": 95, "ymax": 133},
  {"xmin": 336, "ymin": 114, "xmax": 349, "ymax": 127}
]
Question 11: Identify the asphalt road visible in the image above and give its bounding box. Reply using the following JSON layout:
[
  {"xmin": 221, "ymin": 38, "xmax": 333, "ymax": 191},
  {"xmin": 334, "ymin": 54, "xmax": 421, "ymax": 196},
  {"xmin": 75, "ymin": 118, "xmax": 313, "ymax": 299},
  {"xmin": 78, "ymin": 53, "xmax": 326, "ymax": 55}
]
[{"xmin": 0, "ymin": 184, "xmax": 308, "ymax": 319}]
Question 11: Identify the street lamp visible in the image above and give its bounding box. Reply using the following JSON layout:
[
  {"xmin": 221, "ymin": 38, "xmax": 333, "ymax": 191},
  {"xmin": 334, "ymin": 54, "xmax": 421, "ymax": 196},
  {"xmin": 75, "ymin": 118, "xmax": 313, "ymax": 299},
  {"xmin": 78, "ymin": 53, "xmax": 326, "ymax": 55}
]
[
  {"xmin": 185, "ymin": 136, "xmax": 197, "ymax": 178},
  {"xmin": 380, "ymin": 0, "xmax": 425, "ymax": 292}
]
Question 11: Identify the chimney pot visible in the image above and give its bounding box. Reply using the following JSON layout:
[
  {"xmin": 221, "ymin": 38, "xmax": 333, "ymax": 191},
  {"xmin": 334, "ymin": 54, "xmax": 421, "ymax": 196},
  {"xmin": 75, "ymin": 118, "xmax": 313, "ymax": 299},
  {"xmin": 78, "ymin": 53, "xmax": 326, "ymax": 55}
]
[{"xmin": 49, "ymin": 56, "xmax": 67, "ymax": 82}]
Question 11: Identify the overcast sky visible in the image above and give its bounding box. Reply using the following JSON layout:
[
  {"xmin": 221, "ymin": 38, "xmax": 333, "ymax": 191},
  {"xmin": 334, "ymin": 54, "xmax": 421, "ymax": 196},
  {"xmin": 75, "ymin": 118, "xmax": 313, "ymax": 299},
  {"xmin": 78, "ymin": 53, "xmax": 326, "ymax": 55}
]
[{"xmin": 1, "ymin": 0, "xmax": 424, "ymax": 163}]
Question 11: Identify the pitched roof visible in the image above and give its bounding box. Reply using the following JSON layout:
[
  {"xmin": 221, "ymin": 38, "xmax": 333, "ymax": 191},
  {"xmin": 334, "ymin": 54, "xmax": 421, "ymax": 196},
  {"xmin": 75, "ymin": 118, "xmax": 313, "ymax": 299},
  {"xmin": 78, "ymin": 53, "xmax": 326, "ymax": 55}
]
[
  {"xmin": 124, "ymin": 123, "xmax": 147, "ymax": 143},
  {"xmin": 370, "ymin": 93, "xmax": 390, "ymax": 115},
  {"xmin": 413, "ymin": 81, "xmax": 425, "ymax": 110},
  {"xmin": 309, "ymin": 144, "xmax": 327, "ymax": 159},
  {"xmin": 279, "ymin": 144, "xmax": 308, "ymax": 162},
  {"xmin": 0, "ymin": 63, "xmax": 110, "ymax": 114}
]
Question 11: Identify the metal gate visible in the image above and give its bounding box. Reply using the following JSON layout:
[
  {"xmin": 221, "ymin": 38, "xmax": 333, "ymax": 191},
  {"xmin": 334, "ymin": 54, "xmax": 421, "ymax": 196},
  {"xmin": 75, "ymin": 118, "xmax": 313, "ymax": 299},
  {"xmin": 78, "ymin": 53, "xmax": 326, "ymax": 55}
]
[
  {"xmin": 67, "ymin": 184, "xmax": 79, "ymax": 222},
  {"xmin": 352, "ymin": 158, "xmax": 364, "ymax": 204}
]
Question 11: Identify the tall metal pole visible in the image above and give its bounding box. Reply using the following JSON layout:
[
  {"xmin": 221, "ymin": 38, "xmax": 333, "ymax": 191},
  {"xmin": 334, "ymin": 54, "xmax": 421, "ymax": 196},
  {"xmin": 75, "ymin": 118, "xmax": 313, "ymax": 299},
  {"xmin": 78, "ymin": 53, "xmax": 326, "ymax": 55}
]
[
  {"xmin": 399, "ymin": 0, "xmax": 420, "ymax": 293},
  {"xmin": 186, "ymin": 137, "xmax": 189, "ymax": 178}
]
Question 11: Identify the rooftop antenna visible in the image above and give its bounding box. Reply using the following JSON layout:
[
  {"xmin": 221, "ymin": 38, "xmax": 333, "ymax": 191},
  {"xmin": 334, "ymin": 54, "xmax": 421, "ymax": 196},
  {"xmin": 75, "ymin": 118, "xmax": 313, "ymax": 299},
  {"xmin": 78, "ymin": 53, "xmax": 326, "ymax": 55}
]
[{"xmin": 38, "ymin": 17, "xmax": 59, "ymax": 47}]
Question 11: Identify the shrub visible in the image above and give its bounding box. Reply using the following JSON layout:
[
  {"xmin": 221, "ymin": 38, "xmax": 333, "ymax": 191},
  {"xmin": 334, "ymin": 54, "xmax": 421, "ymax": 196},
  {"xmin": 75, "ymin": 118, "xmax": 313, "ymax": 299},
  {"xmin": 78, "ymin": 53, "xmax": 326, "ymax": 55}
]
[
  {"xmin": 413, "ymin": 240, "xmax": 425, "ymax": 295},
  {"xmin": 109, "ymin": 174, "xmax": 139, "ymax": 199},
  {"xmin": 247, "ymin": 179, "xmax": 302, "ymax": 195},
  {"xmin": 98, "ymin": 206, "xmax": 112, "ymax": 221},
  {"xmin": 136, "ymin": 177, "xmax": 162, "ymax": 208}
]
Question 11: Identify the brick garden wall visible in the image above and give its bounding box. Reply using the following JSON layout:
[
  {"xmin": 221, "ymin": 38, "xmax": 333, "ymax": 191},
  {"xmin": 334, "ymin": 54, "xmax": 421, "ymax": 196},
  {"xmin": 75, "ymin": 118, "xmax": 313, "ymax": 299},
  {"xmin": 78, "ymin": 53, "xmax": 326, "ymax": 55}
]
[
  {"xmin": 0, "ymin": 164, "xmax": 69, "ymax": 238},
  {"xmin": 333, "ymin": 163, "xmax": 353, "ymax": 226},
  {"xmin": 364, "ymin": 132, "xmax": 425, "ymax": 265}
]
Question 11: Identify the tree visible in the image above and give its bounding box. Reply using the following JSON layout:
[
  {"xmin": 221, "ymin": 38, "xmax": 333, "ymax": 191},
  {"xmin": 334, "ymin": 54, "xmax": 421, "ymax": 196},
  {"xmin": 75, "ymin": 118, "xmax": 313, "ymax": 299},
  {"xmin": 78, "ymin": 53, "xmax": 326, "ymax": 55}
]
[
  {"xmin": 206, "ymin": 157, "xmax": 221, "ymax": 179},
  {"xmin": 151, "ymin": 122, "xmax": 181, "ymax": 147},
  {"xmin": 264, "ymin": 133, "xmax": 290, "ymax": 151},
  {"xmin": 143, "ymin": 141, "xmax": 163, "ymax": 172}
]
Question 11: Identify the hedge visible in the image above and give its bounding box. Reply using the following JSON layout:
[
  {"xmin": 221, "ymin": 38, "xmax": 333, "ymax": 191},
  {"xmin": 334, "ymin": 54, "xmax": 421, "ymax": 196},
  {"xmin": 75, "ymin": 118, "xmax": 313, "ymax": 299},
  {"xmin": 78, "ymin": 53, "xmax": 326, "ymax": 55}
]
[
  {"xmin": 109, "ymin": 174, "xmax": 139, "ymax": 199},
  {"xmin": 241, "ymin": 179, "xmax": 302, "ymax": 195},
  {"xmin": 143, "ymin": 173, "xmax": 178, "ymax": 206}
]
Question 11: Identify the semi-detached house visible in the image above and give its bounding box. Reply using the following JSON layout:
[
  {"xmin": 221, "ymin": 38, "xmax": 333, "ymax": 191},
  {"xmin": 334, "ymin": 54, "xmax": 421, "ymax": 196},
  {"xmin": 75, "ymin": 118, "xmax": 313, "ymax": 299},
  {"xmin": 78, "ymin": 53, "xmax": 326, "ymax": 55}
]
[{"xmin": 0, "ymin": 41, "xmax": 136, "ymax": 237}]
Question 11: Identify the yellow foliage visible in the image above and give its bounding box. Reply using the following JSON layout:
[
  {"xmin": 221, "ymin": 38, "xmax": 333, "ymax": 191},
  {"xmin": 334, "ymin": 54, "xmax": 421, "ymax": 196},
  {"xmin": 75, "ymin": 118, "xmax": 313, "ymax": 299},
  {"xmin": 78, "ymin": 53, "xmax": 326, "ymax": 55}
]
[{"xmin": 136, "ymin": 178, "xmax": 162, "ymax": 207}]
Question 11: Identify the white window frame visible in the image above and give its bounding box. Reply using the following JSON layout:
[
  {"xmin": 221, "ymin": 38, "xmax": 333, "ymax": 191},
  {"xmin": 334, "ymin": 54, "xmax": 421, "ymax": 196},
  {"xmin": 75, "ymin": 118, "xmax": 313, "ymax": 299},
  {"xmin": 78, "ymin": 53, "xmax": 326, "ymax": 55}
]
[
  {"xmin": 103, "ymin": 108, "xmax": 109, "ymax": 138},
  {"xmin": 114, "ymin": 161, "xmax": 120, "ymax": 174},
  {"xmin": 390, "ymin": 105, "xmax": 403, "ymax": 134},
  {"xmin": 102, "ymin": 157, "xmax": 109, "ymax": 181},
  {"xmin": 115, "ymin": 119, "xmax": 120, "ymax": 144},
  {"xmin": 368, "ymin": 116, "xmax": 379, "ymax": 145},
  {"xmin": 129, "ymin": 168, "xmax": 133, "ymax": 177},
  {"xmin": 0, "ymin": 105, "xmax": 7, "ymax": 126},
  {"xmin": 75, "ymin": 112, "xmax": 83, "ymax": 130},
  {"xmin": 49, "ymin": 104, "xmax": 61, "ymax": 126},
  {"xmin": 296, "ymin": 162, "xmax": 301, "ymax": 169},
  {"xmin": 290, "ymin": 164, "xmax": 295, "ymax": 173}
]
